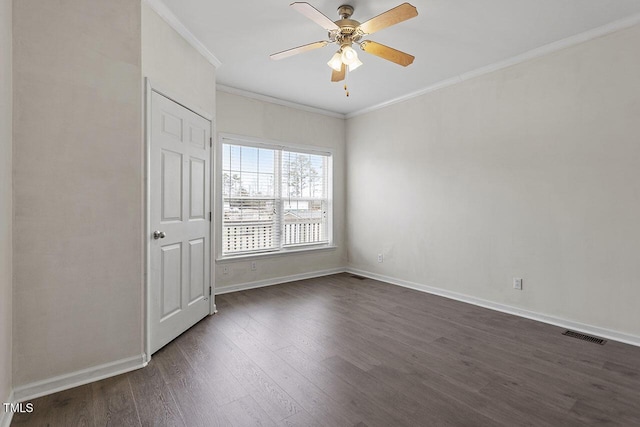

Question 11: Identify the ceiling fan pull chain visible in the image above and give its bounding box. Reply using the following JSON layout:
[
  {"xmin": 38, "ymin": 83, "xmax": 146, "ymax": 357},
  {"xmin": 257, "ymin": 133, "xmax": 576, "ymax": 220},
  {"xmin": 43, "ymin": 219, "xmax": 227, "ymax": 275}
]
[
  {"xmin": 344, "ymin": 67, "xmax": 350, "ymax": 97},
  {"xmin": 270, "ymin": 3, "xmax": 418, "ymax": 91}
]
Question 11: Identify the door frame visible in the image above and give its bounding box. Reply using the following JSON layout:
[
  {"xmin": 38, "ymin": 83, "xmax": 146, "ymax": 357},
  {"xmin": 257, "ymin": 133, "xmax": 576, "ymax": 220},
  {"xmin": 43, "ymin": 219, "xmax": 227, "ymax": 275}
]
[{"xmin": 144, "ymin": 78, "xmax": 217, "ymax": 364}]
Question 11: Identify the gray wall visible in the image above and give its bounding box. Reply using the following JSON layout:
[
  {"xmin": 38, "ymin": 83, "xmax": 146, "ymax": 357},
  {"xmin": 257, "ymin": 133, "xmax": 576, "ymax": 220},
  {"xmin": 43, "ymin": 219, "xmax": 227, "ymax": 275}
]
[
  {"xmin": 346, "ymin": 24, "xmax": 640, "ymax": 338},
  {"xmin": 12, "ymin": 0, "xmax": 144, "ymax": 386},
  {"xmin": 215, "ymin": 91, "xmax": 346, "ymax": 292},
  {"xmin": 0, "ymin": 0, "xmax": 12, "ymax": 410}
]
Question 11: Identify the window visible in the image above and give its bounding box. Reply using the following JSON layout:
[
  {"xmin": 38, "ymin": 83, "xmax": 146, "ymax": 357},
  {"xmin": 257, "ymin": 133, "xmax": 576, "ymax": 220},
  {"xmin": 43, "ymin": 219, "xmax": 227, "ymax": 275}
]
[{"xmin": 220, "ymin": 136, "xmax": 332, "ymax": 256}]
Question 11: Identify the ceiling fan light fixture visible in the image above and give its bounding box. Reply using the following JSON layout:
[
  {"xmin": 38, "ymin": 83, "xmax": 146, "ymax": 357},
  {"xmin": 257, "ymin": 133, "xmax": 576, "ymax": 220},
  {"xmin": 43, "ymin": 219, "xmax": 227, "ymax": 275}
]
[
  {"xmin": 340, "ymin": 45, "xmax": 358, "ymax": 65},
  {"xmin": 327, "ymin": 51, "xmax": 343, "ymax": 71},
  {"xmin": 272, "ymin": 2, "xmax": 418, "ymax": 84},
  {"xmin": 348, "ymin": 57, "xmax": 363, "ymax": 72}
]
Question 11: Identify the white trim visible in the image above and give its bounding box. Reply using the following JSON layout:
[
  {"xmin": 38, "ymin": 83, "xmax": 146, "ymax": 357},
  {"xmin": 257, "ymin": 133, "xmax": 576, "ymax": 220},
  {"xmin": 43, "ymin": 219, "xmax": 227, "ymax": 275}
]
[
  {"xmin": 346, "ymin": 268, "xmax": 640, "ymax": 348},
  {"xmin": 214, "ymin": 267, "xmax": 346, "ymax": 295},
  {"xmin": 214, "ymin": 265, "xmax": 639, "ymax": 346},
  {"xmin": 216, "ymin": 133, "xmax": 336, "ymax": 261},
  {"xmin": 149, "ymin": 80, "xmax": 214, "ymax": 121},
  {"xmin": 209, "ymin": 108, "xmax": 218, "ymax": 316},
  {"xmin": 217, "ymin": 245, "xmax": 337, "ymax": 263},
  {"xmin": 214, "ymin": 266, "xmax": 640, "ymax": 346},
  {"xmin": 144, "ymin": 78, "xmax": 152, "ymax": 364},
  {"xmin": 217, "ymin": 85, "xmax": 346, "ymax": 119},
  {"xmin": 12, "ymin": 355, "xmax": 146, "ymax": 403},
  {"xmin": 346, "ymin": 13, "xmax": 640, "ymax": 118},
  {"xmin": 143, "ymin": 0, "xmax": 222, "ymax": 68},
  {"xmin": 214, "ymin": 126, "xmax": 223, "ymax": 282},
  {"xmin": 145, "ymin": 79, "xmax": 216, "ymax": 358},
  {"xmin": 0, "ymin": 390, "xmax": 14, "ymax": 427},
  {"xmin": 346, "ymin": 75, "xmax": 463, "ymax": 118},
  {"xmin": 146, "ymin": 0, "xmax": 640, "ymax": 119},
  {"xmin": 219, "ymin": 133, "xmax": 334, "ymax": 156}
]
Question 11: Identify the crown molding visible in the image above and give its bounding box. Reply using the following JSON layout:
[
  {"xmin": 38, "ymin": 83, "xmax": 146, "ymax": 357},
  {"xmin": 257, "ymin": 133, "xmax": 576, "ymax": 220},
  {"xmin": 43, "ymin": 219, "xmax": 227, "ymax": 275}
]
[
  {"xmin": 143, "ymin": 0, "xmax": 222, "ymax": 68},
  {"xmin": 346, "ymin": 13, "xmax": 640, "ymax": 119},
  {"xmin": 217, "ymin": 85, "xmax": 346, "ymax": 119},
  {"xmin": 141, "ymin": 0, "xmax": 640, "ymax": 118}
]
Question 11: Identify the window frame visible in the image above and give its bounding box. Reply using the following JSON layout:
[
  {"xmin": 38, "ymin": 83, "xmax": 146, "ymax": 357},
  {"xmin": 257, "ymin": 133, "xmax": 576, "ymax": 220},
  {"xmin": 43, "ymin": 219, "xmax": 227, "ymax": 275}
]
[{"xmin": 216, "ymin": 133, "xmax": 334, "ymax": 261}]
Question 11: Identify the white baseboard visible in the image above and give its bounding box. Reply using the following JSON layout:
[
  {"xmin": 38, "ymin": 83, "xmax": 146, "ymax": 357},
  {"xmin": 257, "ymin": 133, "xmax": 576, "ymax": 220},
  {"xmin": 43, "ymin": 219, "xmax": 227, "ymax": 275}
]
[
  {"xmin": 0, "ymin": 390, "xmax": 14, "ymax": 427},
  {"xmin": 347, "ymin": 268, "xmax": 640, "ymax": 348},
  {"xmin": 215, "ymin": 267, "xmax": 347, "ymax": 295},
  {"xmin": 12, "ymin": 354, "xmax": 147, "ymax": 403}
]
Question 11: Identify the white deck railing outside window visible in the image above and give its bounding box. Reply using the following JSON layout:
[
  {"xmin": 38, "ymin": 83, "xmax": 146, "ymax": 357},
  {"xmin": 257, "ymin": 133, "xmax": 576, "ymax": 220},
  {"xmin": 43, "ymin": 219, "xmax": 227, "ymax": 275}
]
[{"xmin": 223, "ymin": 219, "xmax": 324, "ymax": 254}]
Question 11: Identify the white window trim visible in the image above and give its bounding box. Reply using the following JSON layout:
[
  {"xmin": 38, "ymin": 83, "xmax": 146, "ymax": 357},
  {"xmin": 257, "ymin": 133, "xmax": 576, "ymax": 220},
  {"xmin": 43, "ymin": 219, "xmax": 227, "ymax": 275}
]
[{"xmin": 215, "ymin": 133, "xmax": 335, "ymax": 260}]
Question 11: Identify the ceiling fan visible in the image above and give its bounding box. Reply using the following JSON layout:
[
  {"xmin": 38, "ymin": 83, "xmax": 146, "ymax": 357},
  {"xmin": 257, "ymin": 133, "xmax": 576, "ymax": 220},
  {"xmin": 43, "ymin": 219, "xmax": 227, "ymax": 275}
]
[{"xmin": 270, "ymin": 2, "xmax": 418, "ymax": 83}]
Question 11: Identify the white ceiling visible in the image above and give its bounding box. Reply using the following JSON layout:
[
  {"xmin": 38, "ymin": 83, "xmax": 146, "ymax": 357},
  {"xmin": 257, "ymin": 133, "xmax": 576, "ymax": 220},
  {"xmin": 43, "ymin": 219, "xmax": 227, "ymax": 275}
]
[{"xmin": 159, "ymin": 0, "xmax": 640, "ymax": 115}]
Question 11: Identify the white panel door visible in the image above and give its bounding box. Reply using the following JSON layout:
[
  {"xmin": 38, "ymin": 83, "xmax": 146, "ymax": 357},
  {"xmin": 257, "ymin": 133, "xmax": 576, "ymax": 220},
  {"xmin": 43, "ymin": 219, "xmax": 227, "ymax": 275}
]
[{"xmin": 150, "ymin": 91, "xmax": 211, "ymax": 354}]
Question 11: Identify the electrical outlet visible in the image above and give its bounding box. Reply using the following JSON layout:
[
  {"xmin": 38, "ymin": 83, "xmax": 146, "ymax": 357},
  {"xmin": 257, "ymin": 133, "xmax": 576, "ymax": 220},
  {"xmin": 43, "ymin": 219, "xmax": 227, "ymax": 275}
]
[
  {"xmin": 513, "ymin": 277, "xmax": 523, "ymax": 290},
  {"xmin": 222, "ymin": 265, "xmax": 229, "ymax": 275},
  {"xmin": 251, "ymin": 261, "xmax": 257, "ymax": 271},
  {"xmin": 377, "ymin": 253, "xmax": 383, "ymax": 263}
]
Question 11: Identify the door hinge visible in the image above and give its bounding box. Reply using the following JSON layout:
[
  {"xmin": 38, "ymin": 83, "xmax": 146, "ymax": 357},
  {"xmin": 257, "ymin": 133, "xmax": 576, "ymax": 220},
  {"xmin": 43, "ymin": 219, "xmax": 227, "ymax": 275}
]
[
  {"xmin": 209, "ymin": 286, "xmax": 212, "ymax": 296},
  {"xmin": 210, "ymin": 137, "xmax": 212, "ymax": 147},
  {"xmin": 209, "ymin": 212, "xmax": 212, "ymax": 222}
]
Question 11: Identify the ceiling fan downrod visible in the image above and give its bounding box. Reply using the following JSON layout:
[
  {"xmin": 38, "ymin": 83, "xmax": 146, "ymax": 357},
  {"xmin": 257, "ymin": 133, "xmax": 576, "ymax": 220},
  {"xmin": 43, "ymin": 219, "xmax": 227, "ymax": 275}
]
[
  {"xmin": 337, "ymin": 5, "xmax": 354, "ymax": 19},
  {"xmin": 269, "ymin": 2, "xmax": 418, "ymax": 85}
]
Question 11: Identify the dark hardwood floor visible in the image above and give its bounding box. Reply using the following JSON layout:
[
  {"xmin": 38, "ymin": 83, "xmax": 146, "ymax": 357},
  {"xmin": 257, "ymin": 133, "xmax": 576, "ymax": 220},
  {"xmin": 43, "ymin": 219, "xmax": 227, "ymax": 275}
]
[{"xmin": 12, "ymin": 273, "xmax": 640, "ymax": 426}]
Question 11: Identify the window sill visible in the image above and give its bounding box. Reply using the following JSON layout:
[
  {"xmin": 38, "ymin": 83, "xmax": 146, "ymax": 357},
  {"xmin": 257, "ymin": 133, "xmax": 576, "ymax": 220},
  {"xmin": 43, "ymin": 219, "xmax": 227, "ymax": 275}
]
[{"xmin": 216, "ymin": 245, "xmax": 337, "ymax": 263}]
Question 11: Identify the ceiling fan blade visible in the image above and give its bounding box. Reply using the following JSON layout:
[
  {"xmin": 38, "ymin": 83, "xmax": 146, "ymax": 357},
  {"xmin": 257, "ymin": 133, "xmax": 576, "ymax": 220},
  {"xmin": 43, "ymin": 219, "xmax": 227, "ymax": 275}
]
[
  {"xmin": 358, "ymin": 3, "xmax": 418, "ymax": 35},
  {"xmin": 331, "ymin": 63, "xmax": 346, "ymax": 82},
  {"xmin": 291, "ymin": 2, "xmax": 339, "ymax": 31},
  {"xmin": 360, "ymin": 40, "xmax": 415, "ymax": 66},
  {"xmin": 270, "ymin": 41, "xmax": 329, "ymax": 60}
]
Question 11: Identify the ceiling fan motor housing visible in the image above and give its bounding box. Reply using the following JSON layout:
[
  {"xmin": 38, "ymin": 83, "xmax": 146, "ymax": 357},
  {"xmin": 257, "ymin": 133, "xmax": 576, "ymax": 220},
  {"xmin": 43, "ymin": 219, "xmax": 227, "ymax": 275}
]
[
  {"xmin": 270, "ymin": 2, "xmax": 418, "ymax": 83},
  {"xmin": 329, "ymin": 5, "xmax": 362, "ymax": 45}
]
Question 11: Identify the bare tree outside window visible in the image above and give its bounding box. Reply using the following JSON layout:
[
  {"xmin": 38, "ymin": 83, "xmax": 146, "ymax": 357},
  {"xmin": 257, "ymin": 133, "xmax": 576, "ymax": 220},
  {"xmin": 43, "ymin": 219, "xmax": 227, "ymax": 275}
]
[{"xmin": 221, "ymin": 141, "xmax": 331, "ymax": 255}]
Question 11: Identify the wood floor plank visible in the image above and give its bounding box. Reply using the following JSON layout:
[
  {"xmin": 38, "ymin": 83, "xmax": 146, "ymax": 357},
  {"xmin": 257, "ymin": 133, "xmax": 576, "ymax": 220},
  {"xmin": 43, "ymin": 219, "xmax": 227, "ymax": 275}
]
[
  {"xmin": 444, "ymin": 328, "xmax": 640, "ymax": 402},
  {"xmin": 213, "ymin": 313, "xmax": 362, "ymax": 427},
  {"xmin": 174, "ymin": 331, "xmax": 249, "ymax": 407},
  {"xmin": 221, "ymin": 292, "xmax": 341, "ymax": 364},
  {"xmin": 338, "ymin": 275, "xmax": 638, "ymax": 370},
  {"xmin": 11, "ymin": 383, "xmax": 94, "ymax": 427},
  {"xmin": 276, "ymin": 409, "xmax": 323, "ymax": 427},
  {"xmin": 153, "ymin": 342, "xmax": 232, "ymax": 426},
  {"xmin": 11, "ymin": 273, "xmax": 640, "ymax": 426},
  {"xmin": 323, "ymin": 354, "xmax": 499, "ymax": 427},
  {"xmin": 366, "ymin": 363, "xmax": 539, "ymax": 427},
  {"xmin": 218, "ymin": 294, "xmax": 295, "ymax": 352},
  {"xmin": 218, "ymin": 395, "xmax": 278, "ymax": 427},
  {"xmin": 603, "ymin": 360, "xmax": 640, "ymax": 382},
  {"xmin": 91, "ymin": 374, "xmax": 141, "ymax": 427},
  {"xmin": 228, "ymin": 287, "xmax": 388, "ymax": 372},
  {"xmin": 478, "ymin": 381, "xmax": 586, "ymax": 427},
  {"xmin": 569, "ymin": 397, "xmax": 640, "ymax": 426},
  {"xmin": 180, "ymin": 318, "xmax": 303, "ymax": 422},
  {"xmin": 274, "ymin": 345, "xmax": 410, "ymax": 427},
  {"xmin": 164, "ymin": 374, "xmax": 232, "ymax": 427},
  {"xmin": 434, "ymin": 333, "xmax": 640, "ymax": 419},
  {"xmin": 127, "ymin": 362, "xmax": 185, "ymax": 427}
]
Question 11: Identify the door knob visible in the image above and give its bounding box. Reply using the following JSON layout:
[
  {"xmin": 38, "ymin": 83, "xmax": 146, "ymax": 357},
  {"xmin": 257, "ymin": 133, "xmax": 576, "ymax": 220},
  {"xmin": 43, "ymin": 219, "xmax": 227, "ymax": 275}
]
[{"xmin": 153, "ymin": 231, "xmax": 166, "ymax": 240}]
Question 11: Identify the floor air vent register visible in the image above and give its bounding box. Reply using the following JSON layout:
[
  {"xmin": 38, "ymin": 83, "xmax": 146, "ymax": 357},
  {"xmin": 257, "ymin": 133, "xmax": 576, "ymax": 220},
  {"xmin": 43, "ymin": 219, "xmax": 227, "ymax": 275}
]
[{"xmin": 563, "ymin": 330, "xmax": 607, "ymax": 345}]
